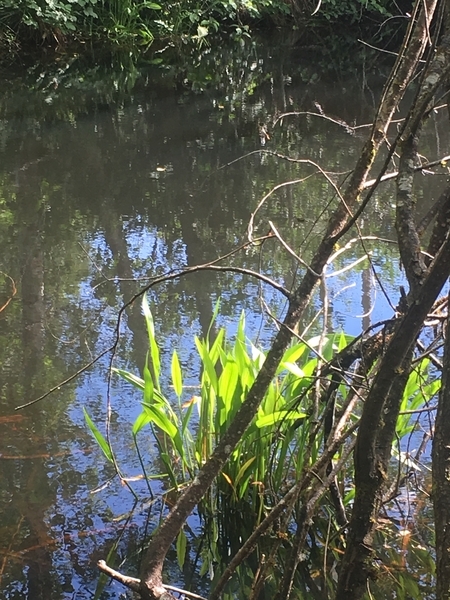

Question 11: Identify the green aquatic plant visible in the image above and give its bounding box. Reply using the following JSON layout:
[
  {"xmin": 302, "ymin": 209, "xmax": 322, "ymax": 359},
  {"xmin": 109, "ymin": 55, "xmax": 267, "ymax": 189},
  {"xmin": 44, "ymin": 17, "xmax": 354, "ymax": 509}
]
[
  {"xmin": 85, "ymin": 294, "xmax": 440, "ymax": 594},
  {"xmin": 111, "ymin": 295, "xmax": 320, "ymax": 502}
]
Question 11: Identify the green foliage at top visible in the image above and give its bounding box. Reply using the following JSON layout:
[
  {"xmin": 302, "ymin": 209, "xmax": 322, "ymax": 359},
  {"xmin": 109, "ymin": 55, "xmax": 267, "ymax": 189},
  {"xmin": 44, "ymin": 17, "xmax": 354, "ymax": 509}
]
[{"xmin": 0, "ymin": 0, "xmax": 396, "ymax": 51}]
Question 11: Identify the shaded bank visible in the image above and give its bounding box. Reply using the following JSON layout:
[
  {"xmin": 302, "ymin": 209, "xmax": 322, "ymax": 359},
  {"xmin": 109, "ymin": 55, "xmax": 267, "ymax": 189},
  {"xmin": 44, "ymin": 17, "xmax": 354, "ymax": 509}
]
[{"xmin": 0, "ymin": 0, "xmax": 406, "ymax": 61}]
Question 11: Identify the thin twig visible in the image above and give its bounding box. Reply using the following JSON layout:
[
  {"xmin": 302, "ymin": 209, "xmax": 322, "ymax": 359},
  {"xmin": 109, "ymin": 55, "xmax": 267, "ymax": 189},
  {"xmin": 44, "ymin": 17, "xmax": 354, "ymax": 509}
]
[
  {"xmin": 15, "ymin": 346, "xmax": 114, "ymax": 410},
  {"xmin": 97, "ymin": 560, "xmax": 208, "ymax": 599}
]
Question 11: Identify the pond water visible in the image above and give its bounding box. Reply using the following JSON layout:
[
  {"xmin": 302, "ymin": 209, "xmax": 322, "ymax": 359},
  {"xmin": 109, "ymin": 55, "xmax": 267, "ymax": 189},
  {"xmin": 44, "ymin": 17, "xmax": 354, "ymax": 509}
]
[{"xmin": 0, "ymin": 38, "xmax": 447, "ymax": 599}]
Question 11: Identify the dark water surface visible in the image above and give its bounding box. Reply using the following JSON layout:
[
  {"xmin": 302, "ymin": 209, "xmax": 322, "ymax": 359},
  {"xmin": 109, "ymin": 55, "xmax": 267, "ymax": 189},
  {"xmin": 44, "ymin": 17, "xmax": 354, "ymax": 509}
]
[{"xmin": 0, "ymin": 39, "xmax": 446, "ymax": 599}]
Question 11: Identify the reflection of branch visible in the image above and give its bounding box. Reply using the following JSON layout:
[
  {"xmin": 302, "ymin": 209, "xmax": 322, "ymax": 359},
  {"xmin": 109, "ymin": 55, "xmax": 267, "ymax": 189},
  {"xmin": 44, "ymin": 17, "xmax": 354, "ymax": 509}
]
[
  {"xmin": 268, "ymin": 221, "xmax": 320, "ymax": 276},
  {"xmin": 16, "ymin": 245, "xmax": 288, "ymax": 411},
  {"xmin": 0, "ymin": 272, "xmax": 17, "ymax": 313},
  {"xmin": 273, "ymin": 109, "xmax": 355, "ymax": 134},
  {"xmin": 15, "ymin": 346, "xmax": 114, "ymax": 410},
  {"xmin": 248, "ymin": 158, "xmax": 345, "ymax": 243},
  {"xmin": 217, "ymin": 149, "xmax": 348, "ymax": 177}
]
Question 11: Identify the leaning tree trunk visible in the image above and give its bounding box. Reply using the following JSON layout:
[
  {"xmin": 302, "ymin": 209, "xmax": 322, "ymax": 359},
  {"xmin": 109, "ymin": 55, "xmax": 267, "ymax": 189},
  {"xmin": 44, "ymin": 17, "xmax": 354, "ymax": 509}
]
[
  {"xmin": 335, "ymin": 236, "xmax": 450, "ymax": 599},
  {"xmin": 336, "ymin": 1, "xmax": 450, "ymax": 597}
]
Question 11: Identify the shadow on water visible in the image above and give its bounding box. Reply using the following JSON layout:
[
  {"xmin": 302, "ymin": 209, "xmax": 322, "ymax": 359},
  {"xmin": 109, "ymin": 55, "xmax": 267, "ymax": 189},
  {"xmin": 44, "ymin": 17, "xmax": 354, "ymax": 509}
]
[{"xmin": 0, "ymin": 37, "xmax": 445, "ymax": 598}]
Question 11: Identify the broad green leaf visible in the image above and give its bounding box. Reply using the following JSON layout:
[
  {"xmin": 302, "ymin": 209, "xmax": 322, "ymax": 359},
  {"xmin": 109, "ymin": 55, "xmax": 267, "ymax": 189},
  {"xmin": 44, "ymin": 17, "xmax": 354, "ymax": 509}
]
[
  {"xmin": 113, "ymin": 367, "xmax": 144, "ymax": 390},
  {"xmin": 218, "ymin": 360, "xmax": 239, "ymax": 423},
  {"xmin": 281, "ymin": 361, "xmax": 305, "ymax": 378},
  {"xmin": 199, "ymin": 560, "xmax": 209, "ymax": 578},
  {"xmin": 255, "ymin": 411, "xmax": 306, "ymax": 428},
  {"xmin": 195, "ymin": 337, "xmax": 219, "ymax": 393},
  {"xmin": 338, "ymin": 331, "xmax": 352, "ymax": 351},
  {"xmin": 143, "ymin": 404, "xmax": 177, "ymax": 439},
  {"xmin": 403, "ymin": 366, "xmax": 420, "ymax": 402},
  {"xmin": 143, "ymin": 403, "xmax": 185, "ymax": 462},
  {"xmin": 83, "ymin": 408, "xmax": 113, "ymax": 463},
  {"xmin": 302, "ymin": 357, "xmax": 318, "ymax": 377},
  {"xmin": 143, "ymin": 363, "xmax": 154, "ymax": 405},
  {"xmin": 277, "ymin": 343, "xmax": 307, "ymax": 373},
  {"xmin": 236, "ymin": 311, "xmax": 246, "ymax": 344},
  {"xmin": 176, "ymin": 529, "xmax": 187, "ymax": 569},
  {"xmin": 209, "ymin": 328, "xmax": 225, "ymax": 364},
  {"xmin": 344, "ymin": 487, "xmax": 355, "ymax": 505},
  {"xmin": 234, "ymin": 456, "xmax": 256, "ymax": 487},
  {"xmin": 249, "ymin": 342, "xmax": 266, "ymax": 369},
  {"xmin": 207, "ymin": 298, "xmax": 221, "ymax": 340},
  {"xmin": 235, "ymin": 338, "xmax": 251, "ymax": 375},
  {"xmin": 132, "ymin": 411, "xmax": 150, "ymax": 436},
  {"xmin": 171, "ymin": 350, "xmax": 183, "ymax": 397}
]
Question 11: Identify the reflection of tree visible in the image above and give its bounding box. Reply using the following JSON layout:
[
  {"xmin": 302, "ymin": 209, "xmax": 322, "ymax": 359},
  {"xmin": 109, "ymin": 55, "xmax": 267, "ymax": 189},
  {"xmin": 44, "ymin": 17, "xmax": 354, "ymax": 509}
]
[
  {"xmin": 20, "ymin": 215, "xmax": 45, "ymax": 386},
  {"xmin": 1, "ymin": 164, "xmax": 59, "ymax": 597},
  {"xmin": 99, "ymin": 202, "xmax": 149, "ymax": 372},
  {"xmin": 0, "ymin": 146, "xmax": 112, "ymax": 600}
]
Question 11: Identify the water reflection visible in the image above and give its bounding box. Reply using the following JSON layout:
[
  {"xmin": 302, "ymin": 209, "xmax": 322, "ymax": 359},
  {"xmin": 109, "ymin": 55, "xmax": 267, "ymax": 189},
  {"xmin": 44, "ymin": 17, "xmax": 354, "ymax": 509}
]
[{"xmin": 0, "ymin": 40, "xmax": 446, "ymax": 598}]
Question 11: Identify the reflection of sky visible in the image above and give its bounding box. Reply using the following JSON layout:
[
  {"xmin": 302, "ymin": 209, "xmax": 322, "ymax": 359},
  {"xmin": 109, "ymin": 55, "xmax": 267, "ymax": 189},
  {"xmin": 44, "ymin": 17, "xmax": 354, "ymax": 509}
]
[{"xmin": 68, "ymin": 215, "xmax": 438, "ymax": 551}]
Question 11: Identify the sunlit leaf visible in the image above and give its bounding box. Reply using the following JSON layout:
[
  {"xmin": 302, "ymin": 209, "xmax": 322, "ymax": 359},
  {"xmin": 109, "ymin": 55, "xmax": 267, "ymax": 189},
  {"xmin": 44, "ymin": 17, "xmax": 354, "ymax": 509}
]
[
  {"xmin": 222, "ymin": 472, "xmax": 233, "ymax": 487},
  {"xmin": 113, "ymin": 367, "xmax": 144, "ymax": 389},
  {"xmin": 218, "ymin": 360, "xmax": 240, "ymax": 424},
  {"xmin": 207, "ymin": 298, "xmax": 221, "ymax": 341},
  {"xmin": 281, "ymin": 361, "xmax": 305, "ymax": 378},
  {"xmin": 197, "ymin": 25, "xmax": 209, "ymax": 38},
  {"xmin": 143, "ymin": 1, "xmax": 161, "ymax": 9},
  {"xmin": 143, "ymin": 362, "xmax": 154, "ymax": 405},
  {"xmin": 171, "ymin": 350, "xmax": 183, "ymax": 397},
  {"xmin": 195, "ymin": 336, "xmax": 219, "ymax": 393},
  {"xmin": 142, "ymin": 295, "xmax": 161, "ymax": 388},
  {"xmin": 277, "ymin": 342, "xmax": 307, "ymax": 373},
  {"xmin": 255, "ymin": 411, "xmax": 306, "ymax": 428},
  {"xmin": 234, "ymin": 456, "xmax": 256, "ymax": 487},
  {"xmin": 83, "ymin": 408, "xmax": 113, "ymax": 463},
  {"xmin": 132, "ymin": 411, "xmax": 150, "ymax": 436},
  {"xmin": 143, "ymin": 404, "xmax": 177, "ymax": 438}
]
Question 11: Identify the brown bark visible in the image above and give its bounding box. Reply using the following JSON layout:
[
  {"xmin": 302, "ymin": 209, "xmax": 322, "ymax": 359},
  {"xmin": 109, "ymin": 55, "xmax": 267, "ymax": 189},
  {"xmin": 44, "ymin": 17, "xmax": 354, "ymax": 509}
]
[
  {"xmin": 396, "ymin": 18, "xmax": 450, "ymax": 291},
  {"xmin": 336, "ymin": 228, "xmax": 450, "ymax": 600},
  {"xmin": 427, "ymin": 183, "xmax": 450, "ymax": 259}
]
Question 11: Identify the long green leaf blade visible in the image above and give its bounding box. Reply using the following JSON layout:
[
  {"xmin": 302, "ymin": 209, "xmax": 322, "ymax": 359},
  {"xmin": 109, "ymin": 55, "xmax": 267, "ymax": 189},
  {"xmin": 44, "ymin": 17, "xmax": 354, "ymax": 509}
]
[
  {"xmin": 83, "ymin": 408, "xmax": 113, "ymax": 463},
  {"xmin": 171, "ymin": 350, "xmax": 183, "ymax": 397},
  {"xmin": 176, "ymin": 529, "xmax": 187, "ymax": 569},
  {"xmin": 142, "ymin": 295, "xmax": 161, "ymax": 389}
]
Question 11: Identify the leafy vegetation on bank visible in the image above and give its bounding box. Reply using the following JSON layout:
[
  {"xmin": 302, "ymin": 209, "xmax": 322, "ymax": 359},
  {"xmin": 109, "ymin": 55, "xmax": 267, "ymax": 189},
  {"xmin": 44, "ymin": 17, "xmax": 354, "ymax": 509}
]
[{"xmin": 0, "ymin": 0, "xmax": 400, "ymax": 53}]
